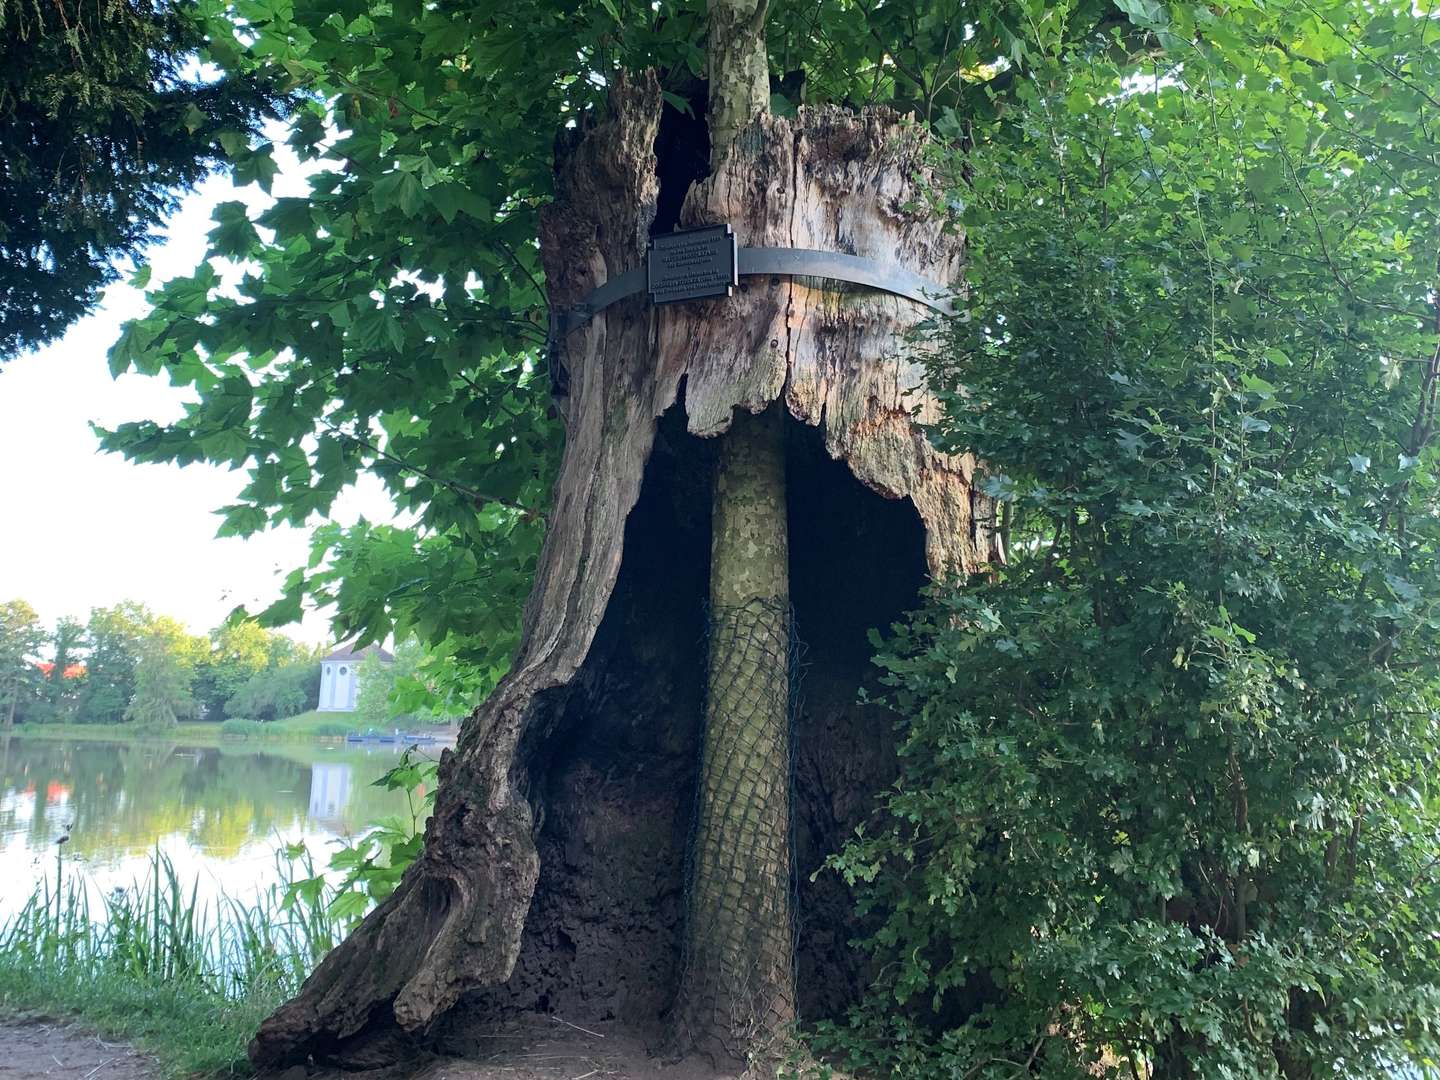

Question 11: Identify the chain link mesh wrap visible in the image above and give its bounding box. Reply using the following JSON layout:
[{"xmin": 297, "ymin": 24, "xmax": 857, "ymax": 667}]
[{"xmin": 675, "ymin": 596, "xmax": 805, "ymax": 1062}]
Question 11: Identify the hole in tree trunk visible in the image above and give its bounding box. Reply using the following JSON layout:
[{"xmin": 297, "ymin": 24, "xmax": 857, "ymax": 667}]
[
  {"xmin": 652, "ymin": 94, "xmax": 710, "ymax": 236},
  {"xmin": 438, "ymin": 403, "xmax": 927, "ymax": 1055}
]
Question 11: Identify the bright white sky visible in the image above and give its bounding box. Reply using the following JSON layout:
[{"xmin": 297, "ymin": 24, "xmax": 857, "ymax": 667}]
[{"xmin": 0, "ymin": 127, "xmax": 399, "ymax": 646}]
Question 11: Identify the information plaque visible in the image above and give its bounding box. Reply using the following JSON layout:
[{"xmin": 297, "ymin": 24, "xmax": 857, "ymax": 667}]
[{"xmin": 647, "ymin": 225, "xmax": 738, "ymax": 304}]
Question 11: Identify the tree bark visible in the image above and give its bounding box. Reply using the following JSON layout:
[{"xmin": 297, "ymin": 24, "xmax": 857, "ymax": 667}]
[
  {"xmin": 249, "ymin": 72, "xmax": 998, "ymax": 1071},
  {"xmin": 676, "ymin": 404, "xmax": 795, "ymax": 1062},
  {"xmin": 706, "ymin": 0, "xmax": 770, "ymax": 155}
]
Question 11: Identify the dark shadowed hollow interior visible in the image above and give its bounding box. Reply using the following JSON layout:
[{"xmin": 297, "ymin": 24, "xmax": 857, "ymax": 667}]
[{"xmin": 439, "ymin": 403, "xmax": 929, "ymax": 1054}]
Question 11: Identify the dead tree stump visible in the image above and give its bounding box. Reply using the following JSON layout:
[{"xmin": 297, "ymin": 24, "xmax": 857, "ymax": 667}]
[{"xmin": 248, "ymin": 71, "xmax": 998, "ymax": 1071}]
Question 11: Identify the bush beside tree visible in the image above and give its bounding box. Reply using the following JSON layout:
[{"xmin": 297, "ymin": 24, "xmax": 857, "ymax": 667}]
[{"xmin": 827, "ymin": 17, "xmax": 1440, "ymax": 1077}]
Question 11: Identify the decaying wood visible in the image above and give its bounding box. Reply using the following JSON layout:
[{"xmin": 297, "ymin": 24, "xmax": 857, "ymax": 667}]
[
  {"xmin": 249, "ymin": 73, "xmax": 666, "ymax": 1067},
  {"xmin": 661, "ymin": 106, "xmax": 992, "ymax": 574},
  {"xmin": 249, "ymin": 71, "xmax": 998, "ymax": 1069}
]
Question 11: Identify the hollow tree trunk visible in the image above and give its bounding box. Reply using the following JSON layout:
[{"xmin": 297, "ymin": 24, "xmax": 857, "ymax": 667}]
[{"xmin": 249, "ymin": 70, "xmax": 999, "ymax": 1072}]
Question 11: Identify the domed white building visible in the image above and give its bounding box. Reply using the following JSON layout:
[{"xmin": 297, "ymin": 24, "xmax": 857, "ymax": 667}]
[{"xmin": 316, "ymin": 642, "xmax": 394, "ymax": 713}]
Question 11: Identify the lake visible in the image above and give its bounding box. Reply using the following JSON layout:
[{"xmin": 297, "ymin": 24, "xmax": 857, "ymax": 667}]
[{"xmin": 0, "ymin": 735, "xmax": 430, "ymax": 918}]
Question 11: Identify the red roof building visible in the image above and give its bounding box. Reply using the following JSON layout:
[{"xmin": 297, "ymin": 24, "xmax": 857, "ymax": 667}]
[{"xmin": 34, "ymin": 661, "xmax": 86, "ymax": 679}]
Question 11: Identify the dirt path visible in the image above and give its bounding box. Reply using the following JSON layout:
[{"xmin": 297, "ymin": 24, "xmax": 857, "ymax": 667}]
[
  {"xmin": 0, "ymin": 1014, "xmax": 738, "ymax": 1080},
  {"xmin": 303, "ymin": 1019, "xmax": 740, "ymax": 1080},
  {"xmin": 0, "ymin": 1016, "xmax": 155, "ymax": 1079}
]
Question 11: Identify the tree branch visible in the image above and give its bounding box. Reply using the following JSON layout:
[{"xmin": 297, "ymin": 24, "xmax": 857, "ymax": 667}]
[{"xmin": 320, "ymin": 419, "xmax": 546, "ymax": 522}]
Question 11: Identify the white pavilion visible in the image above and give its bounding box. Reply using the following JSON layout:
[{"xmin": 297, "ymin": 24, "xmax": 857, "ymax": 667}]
[{"xmin": 316, "ymin": 642, "xmax": 395, "ymax": 713}]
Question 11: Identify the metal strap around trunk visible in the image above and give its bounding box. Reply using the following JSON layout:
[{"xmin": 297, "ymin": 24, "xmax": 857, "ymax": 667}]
[
  {"xmin": 737, "ymin": 248, "xmax": 955, "ymax": 315},
  {"xmin": 550, "ymin": 246, "xmax": 954, "ymax": 340}
]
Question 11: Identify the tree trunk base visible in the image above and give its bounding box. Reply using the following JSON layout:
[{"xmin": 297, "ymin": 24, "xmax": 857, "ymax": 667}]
[{"xmin": 250, "ymin": 71, "xmax": 998, "ymax": 1071}]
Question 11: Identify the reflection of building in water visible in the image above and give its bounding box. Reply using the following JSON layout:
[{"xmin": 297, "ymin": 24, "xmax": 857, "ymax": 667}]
[{"xmin": 308, "ymin": 763, "xmax": 353, "ymax": 826}]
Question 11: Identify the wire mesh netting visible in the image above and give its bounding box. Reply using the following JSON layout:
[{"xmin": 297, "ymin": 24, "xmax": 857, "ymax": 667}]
[{"xmin": 675, "ymin": 595, "xmax": 805, "ymax": 1062}]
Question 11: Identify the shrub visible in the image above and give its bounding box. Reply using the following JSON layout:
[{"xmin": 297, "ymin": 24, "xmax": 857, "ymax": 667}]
[
  {"xmin": 219, "ymin": 718, "xmax": 263, "ymax": 738},
  {"xmin": 825, "ymin": 29, "xmax": 1440, "ymax": 1080},
  {"xmin": 307, "ymin": 720, "xmax": 355, "ymax": 737},
  {"xmin": 224, "ymin": 662, "xmax": 320, "ymax": 722}
]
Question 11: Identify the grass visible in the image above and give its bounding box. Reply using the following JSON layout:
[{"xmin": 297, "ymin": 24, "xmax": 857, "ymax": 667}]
[
  {"xmin": 261, "ymin": 710, "xmax": 371, "ymax": 737},
  {"xmin": 6, "ymin": 721, "xmax": 227, "ymax": 746},
  {"xmin": 0, "ymin": 961, "xmax": 282, "ymax": 1076},
  {"xmin": 0, "ymin": 850, "xmax": 342, "ymax": 1077},
  {"xmin": 10, "ymin": 712, "xmax": 456, "ymax": 746},
  {"xmin": 220, "ymin": 714, "xmax": 365, "ymax": 739},
  {"xmin": 221, "ymin": 711, "xmax": 458, "ymax": 741}
]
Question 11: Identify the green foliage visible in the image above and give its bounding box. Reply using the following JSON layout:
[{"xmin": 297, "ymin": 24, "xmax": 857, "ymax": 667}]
[
  {"xmin": 219, "ymin": 717, "xmax": 265, "ymax": 737},
  {"xmin": 74, "ymin": 603, "xmax": 149, "ymax": 725},
  {"xmin": 193, "ymin": 618, "xmax": 314, "ymax": 720},
  {"xmin": 307, "ymin": 719, "xmax": 358, "ymax": 737},
  {"xmin": 285, "ymin": 748, "xmax": 436, "ymax": 926},
  {"xmin": 0, "ymin": 0, "xmax": 286, "ymax": 358},
  {"xmin": 72, "ymin": 602, "xmax": 208, "ymax": 726},
  {"xmin": 353, "ymin": 637, "xmax": 463, "ymax": 727},
  {"xmin": 354, "ymin": 641, "xmax": 409, "ymax": 727},
  {"xmin": 96, "ymin": 0, "xmax": 1151, "ymax": 697},
  {"xmin": 33, "ymin": 617, "xmax": 87, "ymax": 724},
  {"xmin": 218, "ymin": 711, "xmax": 385, "ymax": 739},
  {"xmin": 264, "ymin": 710, "xmax": 364, "ymax": 736},
  {"xmin": 124, "ymin": 633, "xmax": 195, "ymax": 728},
  {"xmin": 85, "ymin": 0, "xmax": 1440, "ymax": 1071},
  {"xmin": 825, "ymin": 6, "xmax": 1440, "ymax": 1077},
  {"xmin": 3, "ymin": 602, "xmax": 317, "ymax": 727},
  {"xmin": 223, "ymin": 660, "xmax": 319, "ymax": 721},
  {"xmin": 0, "ymin": 599, "xmax": 46, "ymax": 725}
]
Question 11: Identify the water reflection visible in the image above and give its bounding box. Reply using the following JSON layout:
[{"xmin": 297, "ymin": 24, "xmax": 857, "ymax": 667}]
[
  {"xmin": 308, "ymin": 762, "xmax": 353, "ymax": 827},
  {"xmin": 0, "ymin": 736, "xmax": 421, "ymax": 916}
]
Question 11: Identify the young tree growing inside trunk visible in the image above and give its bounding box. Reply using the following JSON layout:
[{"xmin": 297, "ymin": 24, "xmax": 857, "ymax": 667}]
[{"xmin": 676, "ymin": 0, "xmax": 796, "ymax": 1061}]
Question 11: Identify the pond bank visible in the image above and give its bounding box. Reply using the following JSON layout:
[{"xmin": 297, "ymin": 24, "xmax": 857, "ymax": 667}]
[
  {"xmin": 2, "ymin": 717, "xmax": 459, "ymax": 747},
  {"xmin": 4, "ymin": 722, "xmax": 229, "ymax": 746}
]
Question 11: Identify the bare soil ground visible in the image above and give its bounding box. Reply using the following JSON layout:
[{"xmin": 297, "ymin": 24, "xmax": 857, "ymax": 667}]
[
  {"xmin": 305, "ymin": 1019, "xmax": 740, "ymax": 1080},
  {"xmin": 0, "ymin": 1014, "xmax": 739, "ymax": 1080},
  {"xmin": 0, "ymin": 1015, "xmax": 155, "ymax": 1080}
]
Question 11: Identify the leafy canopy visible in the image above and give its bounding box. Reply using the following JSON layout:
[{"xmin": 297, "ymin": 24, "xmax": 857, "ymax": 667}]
[
  {"xmin": 826, "ymin": 3, "xmax": 1440, "ymax": 1076},
  {"xmin": 0, "ymin": 0, "xmax": 284, "ymax": 358},
  {"xmin": 99, "ymin": 0, "xmax": 1130, "ymax": 698},
  {"xmin": 223, "ymin": 660, "xmax": 319, "ymax": 721},
  {"xmin": 124, "ymin": 633, "xmax": 196, "ymax": 728}
]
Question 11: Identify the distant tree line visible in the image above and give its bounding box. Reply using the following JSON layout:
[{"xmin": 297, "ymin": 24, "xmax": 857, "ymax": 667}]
[{"xmin": 0, "ymin": 598, "xmax": 319, "ymax": 729}]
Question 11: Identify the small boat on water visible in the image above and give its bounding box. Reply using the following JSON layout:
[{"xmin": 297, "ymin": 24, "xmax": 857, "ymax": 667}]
[{"xmin": 346, "ymin": 729, "xmax": 440, "ymax": 745}]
